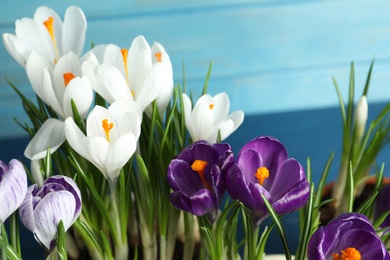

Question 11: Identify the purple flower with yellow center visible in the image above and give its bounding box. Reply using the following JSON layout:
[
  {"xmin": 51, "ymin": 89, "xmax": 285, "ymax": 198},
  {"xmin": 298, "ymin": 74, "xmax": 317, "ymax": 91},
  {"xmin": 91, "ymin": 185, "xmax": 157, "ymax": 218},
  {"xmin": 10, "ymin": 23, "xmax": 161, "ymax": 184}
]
[
  {"xmin": 225, "ymin": 136, "xmax": 309, "ymax": 227},
  {"xmin": 19, "ymin": 175, "xmax": 82, "ymax": 250},
  {"xmin": 0, "ymin": 159, "xmax": 28, "ymax": 224},
  {"xmin": 308, "ymin": 213, "xmax": 390, "ymax": 260},
  {"xmin": 167, "ymin": 140, "xmax": 233, "ymax": 222}
]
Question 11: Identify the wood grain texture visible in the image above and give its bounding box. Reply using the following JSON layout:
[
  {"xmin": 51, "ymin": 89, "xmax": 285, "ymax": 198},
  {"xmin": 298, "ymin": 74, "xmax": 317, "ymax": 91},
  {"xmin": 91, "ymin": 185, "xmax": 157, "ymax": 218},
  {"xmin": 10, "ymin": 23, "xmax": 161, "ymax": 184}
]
[{"xmin": 1, "ymin": 0, "xmax": 390, "ymax": 138}]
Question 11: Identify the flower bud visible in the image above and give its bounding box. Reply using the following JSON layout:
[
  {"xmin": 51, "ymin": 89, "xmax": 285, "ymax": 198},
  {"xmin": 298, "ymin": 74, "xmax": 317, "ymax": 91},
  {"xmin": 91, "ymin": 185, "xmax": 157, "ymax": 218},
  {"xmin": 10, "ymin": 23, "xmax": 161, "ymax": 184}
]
[
  {"xmin": 354, "ymin": 95, "xmax": 368, "ymax": 140},
  {"xmin": 19, "ymin": 175, "xmax": 82, "ymax": 250}
]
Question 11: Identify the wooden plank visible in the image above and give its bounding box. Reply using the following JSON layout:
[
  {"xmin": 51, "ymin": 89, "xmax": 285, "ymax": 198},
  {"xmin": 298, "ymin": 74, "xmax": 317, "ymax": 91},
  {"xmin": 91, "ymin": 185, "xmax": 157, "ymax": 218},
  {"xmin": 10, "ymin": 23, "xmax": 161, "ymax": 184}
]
[{"xmin": 1, "ymin": 0, "xmax": 390, "ymax": 139}]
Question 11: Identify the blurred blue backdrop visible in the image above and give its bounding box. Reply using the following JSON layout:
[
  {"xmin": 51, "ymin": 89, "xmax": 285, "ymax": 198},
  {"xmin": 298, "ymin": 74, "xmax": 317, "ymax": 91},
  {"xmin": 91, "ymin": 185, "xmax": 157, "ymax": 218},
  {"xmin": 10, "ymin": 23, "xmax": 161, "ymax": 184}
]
[{"xmin": 1, "ymin": 0, "xmax": 390, "ymax": 257}]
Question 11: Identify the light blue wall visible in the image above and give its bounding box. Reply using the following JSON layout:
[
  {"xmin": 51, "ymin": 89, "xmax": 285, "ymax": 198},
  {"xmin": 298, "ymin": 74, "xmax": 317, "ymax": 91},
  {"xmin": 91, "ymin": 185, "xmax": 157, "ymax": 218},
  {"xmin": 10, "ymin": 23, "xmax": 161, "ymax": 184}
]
[{"xmin": 1, "ymin": 0, "xmax": 390, "ymax": 138}]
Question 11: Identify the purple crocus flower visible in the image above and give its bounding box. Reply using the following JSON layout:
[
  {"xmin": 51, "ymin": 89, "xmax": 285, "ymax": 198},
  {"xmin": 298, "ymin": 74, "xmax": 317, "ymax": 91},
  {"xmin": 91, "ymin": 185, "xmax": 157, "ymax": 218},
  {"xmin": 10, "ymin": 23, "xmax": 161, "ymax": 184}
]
[
  {"xmin": 374, "ymin": 183, "xmax": 390, "ymax": 229},
  {"xmin": 0, "ymin": 159, "xmax": 28, "ymax": 224},
  {"xmin": 167, "ymin": 140, "xmax": 234, "ymax": 222},
  {"xmin": 308, "ymin": 213, "xmax": 390, "ymax": 260},
  {"xmin": 225, "ymin": 136, "xmax": 309, "ymax": 227},
  {"xmin": 19, "ymin": 175, "xmax": 82, "ymax": 250}
]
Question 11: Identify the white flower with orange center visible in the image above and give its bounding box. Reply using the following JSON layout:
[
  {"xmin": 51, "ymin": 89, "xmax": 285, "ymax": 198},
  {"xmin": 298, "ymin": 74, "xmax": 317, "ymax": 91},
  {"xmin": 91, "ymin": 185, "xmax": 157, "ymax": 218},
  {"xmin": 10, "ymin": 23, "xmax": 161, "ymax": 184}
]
[
  {"xmin": 64, "ymin": 100, "xmax": 141, "ymax": 184},
  {"xmin": 183, "ymin": 92, "xmax": 244, "ymax": 143},
  {"xmin": 81, "ymin": 35, "xmax": 173, "ymax": 115},
  {"xmin": 2, "ymin": 5, "xmax": 86, "ymax": 67},
  {"xmin": 24, "ymin": 51, "xmax": 93, "ymax": 160}
]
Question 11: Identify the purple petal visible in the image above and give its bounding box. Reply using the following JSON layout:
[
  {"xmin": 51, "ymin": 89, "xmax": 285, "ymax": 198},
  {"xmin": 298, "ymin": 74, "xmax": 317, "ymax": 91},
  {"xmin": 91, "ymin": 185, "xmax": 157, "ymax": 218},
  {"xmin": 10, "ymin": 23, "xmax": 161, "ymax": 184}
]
[
  {"xmin": 236, "ymin": 149, "xmax": 262, "ymax": 183},
  {"xmin": 226, "ymin": 164, "xmax": 255, "ymax": 209},
  {"xmin": 167, "ymin": 159, "xmax": 204, "ymax": 193},
  {"xmin": 238, "ymin": 136, "xmax": 288, "ymax": 174},
  {"xmin": 19, "ymin": 185, "xmax": 38, "ymax": 232},
  {"xmin": 169, "ymin": 189, "xmax": 217, "ymax": 217}
]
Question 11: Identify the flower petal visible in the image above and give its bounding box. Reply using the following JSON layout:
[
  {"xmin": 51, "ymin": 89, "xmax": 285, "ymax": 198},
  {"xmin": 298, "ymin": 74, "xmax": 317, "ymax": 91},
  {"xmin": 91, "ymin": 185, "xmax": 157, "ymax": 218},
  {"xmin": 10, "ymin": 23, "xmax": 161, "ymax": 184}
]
[
  {"xmin": 62, "ymin": 6, "xmax": 86, "ymax": 57},
  {"xmin": 33, "ymin": 190, "xmax": 76, "ymax": 249},
  {"xmin": 63, "ymin": 76, "xmax": 93, "ymax": 119},
  {"xmin": 24, "ymin": 119, "xmax": 66, "ymax": 160},
  {"xmin": 2, "ymin": 33, "xmax": 31, "ymax": 67}
]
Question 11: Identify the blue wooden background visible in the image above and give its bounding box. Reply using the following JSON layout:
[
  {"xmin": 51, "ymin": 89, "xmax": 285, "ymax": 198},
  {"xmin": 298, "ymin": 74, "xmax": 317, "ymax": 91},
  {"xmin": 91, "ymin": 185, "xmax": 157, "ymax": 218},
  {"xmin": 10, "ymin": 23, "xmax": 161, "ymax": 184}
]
[{"xmin": 1, "ymin": 0, "xmax": 390, "ymax": 256}]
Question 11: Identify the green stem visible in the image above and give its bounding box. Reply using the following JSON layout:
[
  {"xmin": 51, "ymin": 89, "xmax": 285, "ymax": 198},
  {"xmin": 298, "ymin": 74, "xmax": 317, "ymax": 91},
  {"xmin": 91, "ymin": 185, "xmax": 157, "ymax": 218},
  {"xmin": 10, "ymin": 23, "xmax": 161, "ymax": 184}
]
[{"xmin": 110, "ymin": 181, "xmax": 129, "ymax": 259}]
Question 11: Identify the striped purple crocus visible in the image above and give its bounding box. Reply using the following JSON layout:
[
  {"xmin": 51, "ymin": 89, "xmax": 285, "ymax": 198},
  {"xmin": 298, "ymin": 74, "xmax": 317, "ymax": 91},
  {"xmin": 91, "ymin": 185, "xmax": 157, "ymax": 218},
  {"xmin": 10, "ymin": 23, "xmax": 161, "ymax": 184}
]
[
  {"xmin": 167, "ymin": 140, "xmax": 234, "ymax": 223},
  {"xmin": 19, "ymin": 175, "xmax": 82, "ymax": 250},
  {"xmin": 308, "ymin": 213, "xmax": 390, "ymax": 260},
  {"xmin": 0, "ymin": 159, "xmax": 28, "ymax": 224},
  {"xmin": 225, "ymin": 136, "xmax": 310, "ymax": 227}
]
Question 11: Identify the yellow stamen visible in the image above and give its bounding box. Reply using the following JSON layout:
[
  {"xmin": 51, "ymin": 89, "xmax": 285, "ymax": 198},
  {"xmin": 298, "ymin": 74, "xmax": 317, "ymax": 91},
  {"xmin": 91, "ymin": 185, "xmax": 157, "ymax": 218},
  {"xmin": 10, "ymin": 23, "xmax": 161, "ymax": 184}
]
[
  {"xmin": 63, "ymin": 73, "xmax": 75, "ymax": 87},
  {"xmin": 209, "ymin": 104, "xmax": 214, "ymax": 110},
  {"xmin": 102, "ymin": 119, "xmax": 114, "ymax": 142},
  {"xmin": 121, "ymin": 49, "xmax": 129, "ymax": 83},
  {"xmin": 255, "ymin": 167, "xmax": 269, "ymax": 185},
  {"xmin": 155, "ymin": 52, "xmax": 162, "ymax": 62},
  {"xmin": 43, "ymin": 17, "xmax": 59, "ymax": 61},
  {"xmin": 131, "ymin": 90, "xmax": 135, "ymax": 97},
  {"xmin": 332, "ymin": 247, "xmax": 361, "ymax": 260},
  {"xmin": 191, "ymin": 160, "xmax": 211, "ymax": 191}
]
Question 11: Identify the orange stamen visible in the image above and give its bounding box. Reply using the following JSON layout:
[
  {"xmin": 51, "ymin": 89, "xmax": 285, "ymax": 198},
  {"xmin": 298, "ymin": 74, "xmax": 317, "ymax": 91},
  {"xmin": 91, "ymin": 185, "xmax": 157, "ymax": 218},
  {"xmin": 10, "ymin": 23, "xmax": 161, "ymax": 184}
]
[
  {"xmin": 121, "ymin": 49, "xmax": 129, "ymax": 83},
  {"xmin": 43, "ymin": 17, "xmax": 59, "ymax": 60},
  {"xmin": 191, "ymin": 160, "xmax": 211, "ymax": 191},
  {"xmin": 209, "ymin": 104, "xmax": 214, "ymax": 110},
  {"xmin": 332, "ymin": 247, "xmax": 361, "ymax": 260},
  {"xmin": 155, "ymin": 52, "xmax": 162, "ymax": 62},
  {"xmin": 102, "ymin": 119, "xmax": 114, "ymax": 142},
  {"xmin": 255, "ymin": 167, "xmax": 269, "ymax": 185},
  {"xmin": 63, "ymin": 73, "xmax": 75, "ymax": 87}
]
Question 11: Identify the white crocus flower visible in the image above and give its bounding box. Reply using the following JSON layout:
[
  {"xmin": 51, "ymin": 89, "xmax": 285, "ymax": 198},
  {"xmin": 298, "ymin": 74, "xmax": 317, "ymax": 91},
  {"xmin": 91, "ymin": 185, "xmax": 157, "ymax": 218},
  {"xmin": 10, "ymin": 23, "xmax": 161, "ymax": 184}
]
[
  {"xmin": 183, "ymin": 92, "xmax": 244, "ymax": 143},
  {"xmin": 64, "ymin": 100, "xmax": 141, "ymax": 184},
  {"xmin": 81, "ymin": 35, "xmax": 173, "ymax": 114},
  {"xmin": 354, "ymin": 95, "xmax": 368, "ymax": 140},
  {"xmin": 2, "ymin": 5, "xmax": 86, "ymax": 67},
  {"xmin": 24, "ymin": 51, "xmax": 93, "ymax": 160}
]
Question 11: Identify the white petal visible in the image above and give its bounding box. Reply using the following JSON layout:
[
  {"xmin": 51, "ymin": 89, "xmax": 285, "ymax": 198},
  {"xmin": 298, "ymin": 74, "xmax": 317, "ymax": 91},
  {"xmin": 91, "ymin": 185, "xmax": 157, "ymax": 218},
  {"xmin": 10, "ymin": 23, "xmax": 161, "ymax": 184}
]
[
  {"xmin": 53, "ymin": 52, "xmax": 81, "ymax": 111},
  {"xmin": 108, "ymin": 99, "xmax": 143, "ymax": 125},
  {"xmin": 80, "ymin": 44, "xmax": 107, "ymax": 63},
  {"xmin": 19, "ymin": 185, "xmax": 37, "ymax": 233},
  {"xmin": 86, "ymin": 106, "xmax": 113, "ymax": 138},
  {"xmin": 0, "ymin": 159, "xmax": 28, "ymax": 222},
  {"xmin": 94, "ymin": 64, "xmax": 133, "ymax": 103},
  {"xmin": 84, "ymin": 137, "xmax": 111, "ymax": 180},
  {"xmin": 182, "ymin": 94, "xmax": 194, "ymax": 137},
  {"xmin": 212, "ymin": 92, "xmax": 230, "ymax": 124},
  {"xmin": 15, "ymin": 17, "xmax": 55, "ymax": 62},
  {"xmin": 33, "ymin": 6, "xmax": 63, "ymax": 56},
  {"xmin": 63, "ymin": 76, "xmax": 93, "ymax": 118},
  {"xmin": 228, "ymin": 110, "xmax": 244, "ymax": 132},
  {"xmin": 135, "ymin": 64, "xmax": 162, "ymax": 110},
  {"xmin": 127, "ymin": 35, "xmax": 152, "ymax": 95},
  {"xmin": 64, "ymin": 117, "xmax": 89, "ymax": 160},
  {"xmin": 191, "ymin": 104, "xmax": 215, "ymax": 142},
  {"xmin": 106, "ymin": 133, "xmax": 136, "ymax": 182},
  {"xmin": 26, "ymin": 52, "xmax": 63, "ymax": 117},
  {"xmin": 62, "ymin": 6, "xmax": 86, "ymax": 57},
  {"xmin": 24, "ymin": 119, "xmax": 66, "ymax": 160},
  {"xmin": 33, "ymin": 191, "xmax": 76, "ymax": 249},
  {"xmin": 2, "ymin": 33, "xmax": 31, "ymax": 67},
  {"xmin": 103, "ymin": 44, "xmax": 124, "ymax": 76}
]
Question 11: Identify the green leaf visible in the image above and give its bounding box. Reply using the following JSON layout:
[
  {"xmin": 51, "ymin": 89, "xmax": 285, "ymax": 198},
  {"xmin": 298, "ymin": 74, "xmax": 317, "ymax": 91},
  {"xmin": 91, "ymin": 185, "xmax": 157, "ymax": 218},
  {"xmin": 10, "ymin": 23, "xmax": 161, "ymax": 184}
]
[
  {"xmin": 56, "ymin": 220, "xmax": 68, "ymax": 260},
  {"xmin": 261, "ymin": 194, "xmax": 292, "ymax": 260}
]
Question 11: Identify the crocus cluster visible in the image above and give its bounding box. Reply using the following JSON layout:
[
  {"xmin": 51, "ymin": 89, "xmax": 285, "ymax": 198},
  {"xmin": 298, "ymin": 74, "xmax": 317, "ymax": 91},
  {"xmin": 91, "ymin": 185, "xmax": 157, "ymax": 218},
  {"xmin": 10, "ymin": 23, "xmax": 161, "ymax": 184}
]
[
  {"xmin": 308, "ymin": 213, "xmax": 390, "ymax": 260},
  {"xmin": 167, "ymin": 136, "xmax": 310, "ymax": 227}
]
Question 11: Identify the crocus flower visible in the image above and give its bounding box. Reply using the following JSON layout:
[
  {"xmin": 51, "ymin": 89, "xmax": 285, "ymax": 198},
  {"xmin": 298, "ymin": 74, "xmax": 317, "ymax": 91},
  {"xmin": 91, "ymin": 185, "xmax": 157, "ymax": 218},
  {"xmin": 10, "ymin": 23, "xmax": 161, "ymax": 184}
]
[
  {"xmin": 167, "ymin": 140, "xmax": 234, "ymax": 223},
  {"xmin": 0, "ymin": 159, "xmax": 28, "ymax": 224},
  {"xmin": 19, "ymin": 175, "xmax": 82, "ymax": 250},
  {"xmin": 2, "ymin": 5, "xmax": 86, "ymax": 67},
  {"xmin": 65, "ymin": 100, "xmax": 141, "ymax": 184},
  {"xmin": 182, "ymin": 92, "xmax": 244, "ymax": 143},
  {"xmin": 23, "ymin": 51, "xmax": 93, "ymax": 160},
  {"xmin": 308, "ymin": 213, "xmax": 390, "ymax": 260},
  {"xmin": 81, "ymin": 35, "xmax": 173, "ymax": 115},
  {"xmin": 225, "ymin": 136, "xmax": 309, "ymax": 227},
  {"xmin": 374, "ymin": 183, "xmax": 390, "ymax": 229}
]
